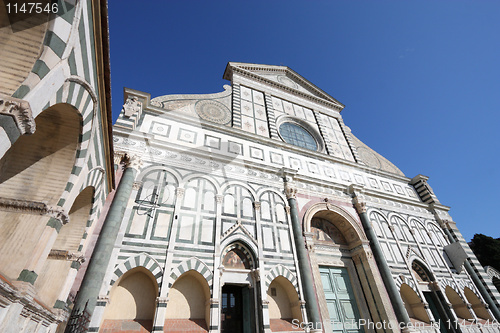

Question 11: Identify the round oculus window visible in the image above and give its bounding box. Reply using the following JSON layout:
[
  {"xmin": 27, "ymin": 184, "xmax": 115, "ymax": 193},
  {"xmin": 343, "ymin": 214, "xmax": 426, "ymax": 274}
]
[{"xmin": 279, "ymin": 122, "xmax": 318, "ymax": 151}]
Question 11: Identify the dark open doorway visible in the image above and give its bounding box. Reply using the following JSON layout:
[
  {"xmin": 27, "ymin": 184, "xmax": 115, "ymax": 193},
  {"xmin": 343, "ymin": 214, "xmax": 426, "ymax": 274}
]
[{"xmin": 221, "ymin": 284, "xmax": 255, "ymax": 333}]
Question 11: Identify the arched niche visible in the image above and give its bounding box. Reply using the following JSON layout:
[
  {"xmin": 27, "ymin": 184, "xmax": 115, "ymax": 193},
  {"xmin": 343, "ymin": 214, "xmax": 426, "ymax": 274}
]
[
  {"xmin": 400, "ymin": 283, "xmax": 431, "ymax": 324},
  {"xmin": 0, "ymin": 103, "xmax": 81, "ymax": 203},
  {"xmin": 267, "ymin": 276, "xmax": 303, "ymax": 331},
  {"xmin": 165, "ymin": 270, "xmax": 210, "ymax": 331},
  {"xmin": 35, "ymin": 186, "xmax": 94, "ymax": 307},
  {"xmin": 464, "ymin": 287, "xmax": 491, "ymax": 320},
  {"xmin": 0, "ymin": 104, "xmax": 82, "ymax": 281},
  {"xmin": 445, "ymin": 286, "xmax": 473, "ymax": 320},
  {"xmin": 101, "ymin": 267, "xmax": 158, "ymax": 332}
]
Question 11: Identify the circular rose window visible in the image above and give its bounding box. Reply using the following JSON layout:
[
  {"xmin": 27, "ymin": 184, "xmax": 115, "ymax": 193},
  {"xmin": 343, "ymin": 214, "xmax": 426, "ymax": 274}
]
[{"xmin": 278, "ymin": 122, "xmax": 318, "ymax": 151}]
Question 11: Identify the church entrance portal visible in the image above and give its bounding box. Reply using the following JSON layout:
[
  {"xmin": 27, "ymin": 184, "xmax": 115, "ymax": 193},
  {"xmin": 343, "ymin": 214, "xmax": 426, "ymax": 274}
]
[{"xmin": 221, "ymin": 284, "xmax": 254, "ymax": 333}]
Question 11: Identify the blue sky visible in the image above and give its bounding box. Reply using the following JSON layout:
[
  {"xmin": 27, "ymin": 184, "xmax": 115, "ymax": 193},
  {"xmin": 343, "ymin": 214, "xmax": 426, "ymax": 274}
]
[{"xmin": 108, "ymin": 1, "xmax": 500, "ymax": 242}]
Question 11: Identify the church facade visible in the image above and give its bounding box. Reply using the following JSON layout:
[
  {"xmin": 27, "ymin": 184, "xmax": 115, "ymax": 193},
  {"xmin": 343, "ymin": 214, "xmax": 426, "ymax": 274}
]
[
  {"xmin": 79, "ymin": 63, "xmax": 500, "ymax": 333},
  {"xmin": 0, "ymin": 0, "xmax": 114, "ymax": 332}
]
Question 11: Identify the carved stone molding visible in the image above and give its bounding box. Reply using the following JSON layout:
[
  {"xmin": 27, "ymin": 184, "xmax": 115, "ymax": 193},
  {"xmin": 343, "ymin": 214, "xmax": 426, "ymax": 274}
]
[
  {"xmin": 48, "ymin": 250, "xmax": 85, "ymax": 264},
  {"xmin": 0, "ymin": 93, "xmax": 36, "ymax": 135},
  {"xmin": 0, "ymin": 197, "xmax": 69, "ymax": 225}
]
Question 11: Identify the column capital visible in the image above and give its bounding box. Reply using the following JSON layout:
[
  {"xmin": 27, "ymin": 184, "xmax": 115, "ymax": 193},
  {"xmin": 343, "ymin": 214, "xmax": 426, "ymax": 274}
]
[
  {"xmin": 114, "ymin": 151, "xmax": 126, "ymax": 166},
  {"xmin": 132, "ymin": 181, "xmax": 143, "ymax": 190},
  {"xmin": 253, "ymin": 201, "xmax": 261, "ymax": 211},
  {"xmin": 347, "ymin": 184, "xmax": 367, "ymax": 214},
  {"xmin": 285, "ymin": 183, "xmax": 297, "ymax": 199},
  {"xmin": 124, "ymin": 154, "xmax": 143, "ymax": 171},
  {"xmin": 352, "ymin": 196, "xmax": 367, "ymax": 214}
]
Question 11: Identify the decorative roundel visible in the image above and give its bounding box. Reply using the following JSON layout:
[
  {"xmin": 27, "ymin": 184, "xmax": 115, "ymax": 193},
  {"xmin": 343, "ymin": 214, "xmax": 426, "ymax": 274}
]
[
  {"xmin": 195, "ymin": 99, "xmax": 231, "ymax": 125},
  {"xmin": 277, "ymin": 75, "xmax": 298, "ymax": 89}
]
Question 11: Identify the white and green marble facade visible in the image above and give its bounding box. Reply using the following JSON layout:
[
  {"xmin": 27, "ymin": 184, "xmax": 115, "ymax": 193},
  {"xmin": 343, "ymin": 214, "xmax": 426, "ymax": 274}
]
[{"xmin": 100, "ymin": 63, "xmax": 499, "ymax": 333}]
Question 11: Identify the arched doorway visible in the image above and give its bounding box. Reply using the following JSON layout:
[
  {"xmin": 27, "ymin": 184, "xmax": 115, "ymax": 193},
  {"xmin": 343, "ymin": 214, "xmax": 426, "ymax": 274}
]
[
  {"xmin": 303, "ymin": 204, "xmax": 374, "ymax": 333},
  {"xmin": 164, "ymin": 270, "xmax": 210, "ymax": 332},
  {"xmin": 101, "ymin": 267, "xmax": 158, "ymax": 332},
  {"xmin": 220, "ymin": 241, "xmax": 259, "ymax": 333}
]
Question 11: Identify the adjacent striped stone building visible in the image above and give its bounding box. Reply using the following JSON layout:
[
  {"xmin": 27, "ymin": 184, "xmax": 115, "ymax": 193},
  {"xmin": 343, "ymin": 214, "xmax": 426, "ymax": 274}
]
[
  {"xmin": 77, "ymin": 63, "xmax": 500, "ymax": 333},
  {"xmin": 0, "ymin": 1, "xmax": 114, "ymax": 332}
]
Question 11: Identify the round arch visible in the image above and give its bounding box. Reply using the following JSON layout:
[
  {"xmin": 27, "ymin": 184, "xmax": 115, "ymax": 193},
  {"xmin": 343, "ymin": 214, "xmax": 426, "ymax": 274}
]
[
  {"xmin": 182, "ymin": 173, "xmax": 221, "ymax": 194},
  {"xmin": 303, "ymin": 202, "xmax": 366, "ymax": 248},
  {"xmin": 220, "ymin": 181, "xmax": 257, "ymax": 199}
]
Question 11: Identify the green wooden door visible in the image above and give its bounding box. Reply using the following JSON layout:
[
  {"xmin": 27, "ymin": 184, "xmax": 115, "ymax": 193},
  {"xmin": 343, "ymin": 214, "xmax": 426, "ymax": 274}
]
[{"xmin": 320, "ymin": 266, "xmax": 363, "ymax": 333}]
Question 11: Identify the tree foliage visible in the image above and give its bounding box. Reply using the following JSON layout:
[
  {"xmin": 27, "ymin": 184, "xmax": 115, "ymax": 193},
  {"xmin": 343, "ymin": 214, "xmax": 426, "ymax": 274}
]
[{"xmin": 470, "ymin": 234, "xmax": 500, "ymax": 272}]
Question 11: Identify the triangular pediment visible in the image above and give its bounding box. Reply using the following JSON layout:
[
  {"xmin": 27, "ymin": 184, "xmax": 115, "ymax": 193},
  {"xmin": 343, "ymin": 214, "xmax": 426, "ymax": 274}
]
[{"xmin": 224, "ymin": 62, "xmax": 344, "ymax": 111}]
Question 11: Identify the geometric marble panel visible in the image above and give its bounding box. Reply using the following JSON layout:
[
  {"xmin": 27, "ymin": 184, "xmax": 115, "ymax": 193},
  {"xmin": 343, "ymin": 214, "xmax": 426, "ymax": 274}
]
[
  {"xmin": 393, "ymin": 184, "xmax": 404, "ymax": 195},
  {"xmin": 250, "ymin": 146, "xmax": 264, "ymax": 160},
  {"xmin": 228, "ymin": 141, "xmax": 243, "ymax": 155},
  {"xmin": 368, "ymin": 177, "xmax": 379, "ymax": 188},
  {"xmin": 178, "ymin": 128, "xmax": 197, "ymax": 144},
  {"xmin": 204, "ymin": 134, "xmax": 221, "ymax": 149},
  {"xmin": 150, "ymin": 121, "xmax": 171, "ymax": 137},
  {"xmin": 354, "ymin": 174, "xmax": 365, "ymax": 185},
  {"xmin": 289, "ymin": 157, "xmax": 302, "ymax": 170},
  {"xmin": 381, "ymin": 181, "xmax": 392, "ymax": 192},
  {"xmin": 270, "ymin": 152, "xmax": 284, "ymax": 165}
]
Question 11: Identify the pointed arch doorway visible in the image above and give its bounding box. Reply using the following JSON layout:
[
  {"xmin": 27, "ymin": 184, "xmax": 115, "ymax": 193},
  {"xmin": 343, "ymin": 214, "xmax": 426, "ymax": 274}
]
[{"xmin": 220, "ymin": 242, "xmax": 259, "ymax": 333}]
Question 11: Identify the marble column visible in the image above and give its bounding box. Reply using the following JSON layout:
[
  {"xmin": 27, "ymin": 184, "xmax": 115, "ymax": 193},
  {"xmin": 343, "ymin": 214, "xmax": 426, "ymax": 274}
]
[
  {"xmin": 349, "ymin": 186, "xmax": 411, "ymax": 327},
  {"xmin": 68, "ymin": 154, "xmax": 141, "ymax": 331},
  {"xmin": 283, "ymin": 175, "xmax": 322, "ymax": 332}
]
